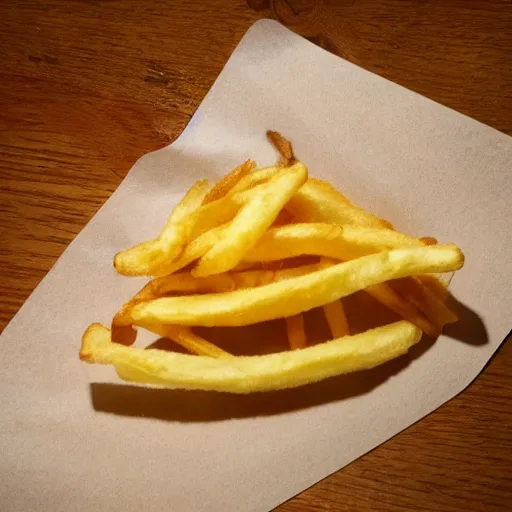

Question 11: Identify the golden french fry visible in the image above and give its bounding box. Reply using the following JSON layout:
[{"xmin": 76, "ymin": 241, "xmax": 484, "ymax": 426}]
[
  {"xmin": 202, "ymin": 159, "xmax": 256, "ymax": 204},
  {"xmin": 80, "ymin": 321, "xmax": 422, "ymax": 393},
  {"xmin": 286, "ymin": 178, "xmax": 393, "ymax": 230},
  {"xmin": 365, "ymin": 283, "xmax": 439, "ymax": 338},
  {"xmin": 285, "ymin": 314, "xmax": 307, "ymax": 350},
  {"xmin": 229, "ymin": 166, "xmax": 280, "ymax": 194},
  {"xmin": 323, "ymin": 300, "xmax": 349, "ymax": 338},
  {"xmin": 417, "ymin": 274, "xmax": 450, "ymax": 301},
  {"xmin": 113, "ymin": 180, "xmax": 209, "ymax": 276},
  {"xmin": 113, "ymin": 262, "xmax": 328, "ymax": 343},
  {"xmin": 267, "ymin": 130, "xmax": 296, "ymax": 167},
  {"xmin": 193, "ymin": 163, "xmax": 308, "ymax": 276},
  {"xmin": 420, "ymin": 236, "xmax": 438, "ymax": 246},
  {"xmin": 142, "ymin": 323, "xmax": 232, "ymax": 358},
  {"xmin": 156, "ymin": 224, "xmax": 228, "ymax": 276},
  {"xmin": 131, "ymin": 245, "xmax": 464, "ymax": 327},
  {"xmin": 187, "ymin": 182, "xmax": 268, "ymax": 241},
  {"xmin": 390, "ymin": 276, "xmax": 458, "ymax": 329},
  {"xmin": 244, "ymin": 223, "xmax": 425, "ymax": 263}
]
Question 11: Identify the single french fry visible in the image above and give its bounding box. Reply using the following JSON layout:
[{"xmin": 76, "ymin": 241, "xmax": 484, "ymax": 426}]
[
  {"xmin": 202, "ymin": 159, "xmax": 256, "ymax": 204},
  {"xmin": 80, "ymin": 321, "xmax": 422, "ymax": 393},
  {"xmin": 285, "ymin": 314, "xmax": 307, "ymax": 350},
  {"xmin": 142, "ymin": 323, "xmax": 232, "ymax": 358},
  {"xmin": 267, "ymin": 130, "xmax": 296, "ymax": 166},
  {"xmin": 244, "ymin": 223, "xmax": 425, "ymax": 263},
  {"xmin": 193, "ymin": 162, "xmax": 308, "ymax": 276},
  {"xmin": 286, "ymin": 178, "xmax": 393, "ymax": 230},
  {"xmin": 131, "ymin": 245, "xmax": 464, "ymax": 327},
  {"xmin": 323, "ymin": 300, "xmax": 349, "ymax": 338}
]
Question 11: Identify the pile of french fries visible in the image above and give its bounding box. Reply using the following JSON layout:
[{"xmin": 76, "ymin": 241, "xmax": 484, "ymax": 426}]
[{"xmin": 80, "ymin": 132, "xmax": 464, "ymax": 393}]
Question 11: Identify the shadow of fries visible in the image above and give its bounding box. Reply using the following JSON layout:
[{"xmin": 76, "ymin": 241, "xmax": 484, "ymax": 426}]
[
  {"xmin": 90, "ymin": 349, "xmax": 418, "ymax": 422},
  {"xmin": 87, "ymin": 339, "xmax": 416, "ymax": 422},
  {"xmin": 443, "ymin": 296, "xmax": 489, "ymax": 346},
  {"xmin": 90, "ymin": 298, "xmax": 488, "ymax": 422}
]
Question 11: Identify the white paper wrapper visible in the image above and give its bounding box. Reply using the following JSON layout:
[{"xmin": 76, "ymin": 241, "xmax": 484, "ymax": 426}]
[{"xmin": 1, "ymin": 20, "xmax": 511, "ymax": 512}]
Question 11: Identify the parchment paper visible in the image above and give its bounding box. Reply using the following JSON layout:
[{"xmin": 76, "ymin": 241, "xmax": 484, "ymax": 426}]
[{"xmin": 1, "ymin": 20, "xmax": 511, "ymax": 512}]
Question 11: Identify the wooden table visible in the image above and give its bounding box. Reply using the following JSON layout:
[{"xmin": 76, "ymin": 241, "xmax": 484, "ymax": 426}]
[{"xmin": 1, "ymin": 1, "xmax": 511, "ymax": 510}]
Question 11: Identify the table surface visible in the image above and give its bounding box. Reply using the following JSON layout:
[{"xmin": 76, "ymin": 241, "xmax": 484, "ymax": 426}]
[{"xmin": 1, "ymin": 1, "xmax": 511, "ymax": 510}]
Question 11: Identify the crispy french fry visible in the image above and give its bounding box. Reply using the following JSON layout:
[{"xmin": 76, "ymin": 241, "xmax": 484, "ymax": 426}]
[
  {"xmin": 244, "ymin": 223, "xmax": 425, "ymax": 262},
  {"xmin": 156, "ymin": 224, "xmax": 228, "ymax": 276},
  {"xmin": 285, "ymin": 314, "xmax": 307, "ymax": 350},
  {"xmin": 142, "ymin": 323, "xmax": 232, "ymax": 358},
  {"xmin": 80, "ymin": 321, "xmax": 422, "ymax": 393},
  {"xmin": 229, "ymin": 166, "xmax": 280, "ymax": 194},
  {"xmin": 286, "ymin": 178, "xmax": 393, "ymax": 230},
  {"xmin": 417, "ymin": 274, "xmax": 450, "ymax": 301},
  {"xmin": 390, "ymin": 276, "xmax": 458, "ymax": 329},
  {"xmin": 267, "ymin": 130, "xmax": 296, "ymax": 167},
  {"xmin": 202, "ymin": 159, "xmax": 256, "ymax": 204},
  {"xmin": 323, "ymin": 300, "xmax": 349, "ymax": 338},
  {"xmin": 193, "ymin": 163, "xmax": 308, "ymax": 276},
  {"xmin": 113, "ymin": 262, "xmax": 328, "ymax": 343},
  {"xmin": 365, "ymin": 283, "xmax": 439, "ymax": 338},
  {"xmin": 113, "ymin": 180, "xmax": 209, "ymax": 276},
  {"xmin": 131, "ymin": 245, "xmax": 464, "ymax": 327},
  {"xmin": 420, "ymin": 236, "xmax": 438, "ymax": 246}
]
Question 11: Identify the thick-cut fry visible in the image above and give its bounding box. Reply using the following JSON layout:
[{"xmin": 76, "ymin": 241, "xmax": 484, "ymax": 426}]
[
  {"xmin": 80, "ymin": 321, "xmax": 422, "ymax": 393},
  {"xmin": 193, "ymin": 163, "xmax": 308, "ymax": 276},
  {"xmin": 131, "ymin": 245, "xmax": 464, "ymax": 327},
  {"xmin": 285, "ymin": 314, "xmax": 307, "ymax": 349},
  {"xmin": 390, "ymin": 276, "xmax": 458, "ymax": 329},
  {"xmin": 286, "ymin": 178, "xmax": 393, "ymax": 230},
  {"xmin": 202, "ymin": 159, "xmax": 256, "ymax": 204},
  {"xmin": 267, "ymin": 130, "xmax": 296, "ymax": 167},
  {"xmin": 244, "ymin": 223, "xmax": 425, "ymax": 262},
  {"xmin": 112, "ymin": 263, "xmax": 328, "ymax": 344},
  {"xmin": 323, "ymin": 300, "xmax": 349, "ymax": 338},
  {"xmin": 113, "ymin": 180, "xmax": 209, "ymax": 276},
  {"xmin": 365, "ymin": 283, "xmax": 439, "ymax": 338}
]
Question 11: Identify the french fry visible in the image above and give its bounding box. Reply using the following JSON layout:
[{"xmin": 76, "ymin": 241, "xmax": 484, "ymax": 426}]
[
  {"xmin": 112, "ymin": 263, "xmax": 328, "ymax": 344},
  {"xmin": 193, "ymin": 163, "xmax": 308, "ymax": 276},
  {"xmin": 286, "ymin": 178, "xmax": 393, "ymax": 230},
  {"xmin": 142, "ymin": 323, "xmax": 232, "ymax": 358},
  {"xmin": 285, "ymin": 314, "xmax": 307, "ymax": 350},
  {"xmin": 267, "ymin": 130, "xmax": 296, "ymax": 167},
  {"xmin": 113, "ymin": 179, "xmax": 209, "ymax": 276},
  {"xmin": 80, "ymin": 321, "xmax": 422, "ymax": 393},
  {"xmin": 244, "ymin": 223, "xmax": 425, "ymax": 262},
  {"xmin": 202, "ymin": 159, "xmax": 256, "ymax": 204},
  {"xmin": 323, "ymin": 300, "xmax": 350, "ymax": 338},
  {"xmin": 131, "ymin": 245, "xmax": 464, "ymax": 327},
  {"xmin": 365, "ymin": 283, "xmax": 439, "ymax": 338},
  {"xmin": 229, "ymin": 166, "xmax": 280, "ymax": 194},
  {"xmin": 390, "ymin": 276, "xmax": 458, "ymax": 329},
  {"xmin": 420, "ymin": 236, "xmax": 438, "ymax": 246}
]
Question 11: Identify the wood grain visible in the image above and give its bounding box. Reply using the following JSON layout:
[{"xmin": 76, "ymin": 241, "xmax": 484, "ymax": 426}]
[{"xmin": 1, "ymin": 1, "xmax": 511, "ymax": 510}]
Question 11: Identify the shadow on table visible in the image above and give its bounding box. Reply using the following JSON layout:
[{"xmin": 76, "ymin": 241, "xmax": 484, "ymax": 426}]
[{"xmin": 90, "ymin": 297, "xmax": 488, "ymax": 422}]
